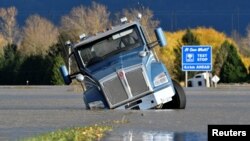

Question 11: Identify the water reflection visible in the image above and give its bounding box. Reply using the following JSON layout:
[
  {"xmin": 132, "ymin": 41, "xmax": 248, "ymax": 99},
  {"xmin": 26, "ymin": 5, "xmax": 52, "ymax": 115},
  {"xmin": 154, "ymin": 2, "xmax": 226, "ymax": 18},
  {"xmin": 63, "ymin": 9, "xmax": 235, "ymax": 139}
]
[{"xmin": 104, "ymin": 130, "xmax": 206, "ymax": 141}]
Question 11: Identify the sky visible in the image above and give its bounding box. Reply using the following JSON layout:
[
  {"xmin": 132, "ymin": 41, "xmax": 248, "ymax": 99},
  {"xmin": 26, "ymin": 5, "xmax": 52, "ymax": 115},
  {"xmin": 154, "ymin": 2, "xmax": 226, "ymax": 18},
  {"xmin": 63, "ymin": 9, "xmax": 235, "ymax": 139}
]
[{"xmin": 1, "ymin": 0, "xmax": 250, "ymax": 35}]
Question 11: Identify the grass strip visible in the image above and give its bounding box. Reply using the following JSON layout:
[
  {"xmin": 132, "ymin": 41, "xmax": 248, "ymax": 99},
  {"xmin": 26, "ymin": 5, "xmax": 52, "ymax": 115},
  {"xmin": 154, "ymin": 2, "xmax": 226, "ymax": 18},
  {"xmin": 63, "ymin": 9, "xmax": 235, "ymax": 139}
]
[{"xmin": 22, "ymin": 125, "xmax": 112, "ymax": 141}]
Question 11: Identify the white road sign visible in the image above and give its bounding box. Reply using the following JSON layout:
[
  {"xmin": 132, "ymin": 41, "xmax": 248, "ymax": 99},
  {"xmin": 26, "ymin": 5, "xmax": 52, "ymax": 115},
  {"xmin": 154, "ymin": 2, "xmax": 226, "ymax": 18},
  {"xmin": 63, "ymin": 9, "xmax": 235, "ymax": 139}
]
[{"xmin": 212, "ymin": 75, "xmax": 220, "ymax": 83}]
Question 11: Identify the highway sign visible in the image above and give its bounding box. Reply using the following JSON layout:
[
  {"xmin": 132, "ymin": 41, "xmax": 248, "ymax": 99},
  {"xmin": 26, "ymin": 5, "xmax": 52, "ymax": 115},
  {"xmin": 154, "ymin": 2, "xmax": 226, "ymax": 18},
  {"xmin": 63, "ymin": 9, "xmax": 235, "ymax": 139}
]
[
  {"xmin": 212, "ymin": 75, "xmax": 220, "ymax": 83},
  {"xmin": 182, "ymin": 45, "xmax": 212, "ymax": 71}
]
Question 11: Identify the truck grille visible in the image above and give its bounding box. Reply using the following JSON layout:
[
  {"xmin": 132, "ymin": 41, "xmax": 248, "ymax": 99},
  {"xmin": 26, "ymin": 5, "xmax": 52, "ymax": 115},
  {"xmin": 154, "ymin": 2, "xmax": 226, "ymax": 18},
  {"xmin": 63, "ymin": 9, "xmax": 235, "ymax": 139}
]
[
  {"xmin": 125, "ymin": 68, "xmax": 149, "ymax": 96},
  {"xmin": 101, "ymin": 65, "xmax": 151, "ymax": 107},
  {"xmin": 103, "ymin": 77, "xmax": 128, "ymax": 105}
]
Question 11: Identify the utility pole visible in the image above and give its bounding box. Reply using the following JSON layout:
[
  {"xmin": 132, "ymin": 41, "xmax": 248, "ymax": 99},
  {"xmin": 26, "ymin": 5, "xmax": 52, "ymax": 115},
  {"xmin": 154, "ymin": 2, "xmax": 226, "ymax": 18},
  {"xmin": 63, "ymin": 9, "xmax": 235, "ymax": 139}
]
[
  {"xmin": 65, "ymin": 40, "xmax": 72, "ymax": 74},
  {"xmin": 68, "ymin": 47, "xmax": 71, "ymax": 74}
]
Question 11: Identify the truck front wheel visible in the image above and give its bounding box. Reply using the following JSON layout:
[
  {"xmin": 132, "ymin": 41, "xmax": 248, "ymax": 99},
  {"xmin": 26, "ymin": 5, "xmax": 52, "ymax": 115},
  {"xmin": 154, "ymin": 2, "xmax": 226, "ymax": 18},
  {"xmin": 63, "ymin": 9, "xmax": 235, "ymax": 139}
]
[{"xmin": 162, "ymin": 79, "xmax": 186, "ymax": 109}]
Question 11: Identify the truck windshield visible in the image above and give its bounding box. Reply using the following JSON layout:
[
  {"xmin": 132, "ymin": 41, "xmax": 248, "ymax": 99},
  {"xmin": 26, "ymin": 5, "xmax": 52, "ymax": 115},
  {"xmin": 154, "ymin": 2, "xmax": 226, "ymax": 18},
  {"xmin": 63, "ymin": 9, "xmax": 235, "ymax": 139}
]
[{"xmin": 78, "ymin": 26, "xmax": 143, "ymax": 67}]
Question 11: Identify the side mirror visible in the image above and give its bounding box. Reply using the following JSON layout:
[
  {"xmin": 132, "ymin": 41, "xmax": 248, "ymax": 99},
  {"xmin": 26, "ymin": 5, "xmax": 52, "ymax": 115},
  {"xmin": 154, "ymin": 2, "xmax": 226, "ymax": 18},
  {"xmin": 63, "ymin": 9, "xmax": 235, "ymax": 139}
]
[
  {"xmin": 59, "ymin": 65, "xmax": 72, "ymax": 85},
  {"xmin": 76, "ymin": 74, "xmax": 85, "ymax": 82},
  {"xmin": 155, "ymin": 27, "xmax": 167, "ymax": 47}
]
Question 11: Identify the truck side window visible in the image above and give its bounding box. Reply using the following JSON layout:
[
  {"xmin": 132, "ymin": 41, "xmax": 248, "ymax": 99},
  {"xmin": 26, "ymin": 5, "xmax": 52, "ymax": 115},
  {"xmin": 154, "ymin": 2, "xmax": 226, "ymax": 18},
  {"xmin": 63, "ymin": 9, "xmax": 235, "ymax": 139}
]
[
  {"xmin": 195, "ymin": 75, "xmax": 202, "ymax": 78},
  {"xmin": 80, "ymin": 48, "xmax": 93, "ymax": 65},
  {"xmin": 198, "ymin": 81, "xmax": 202, "ymax": 86},
  {"xmin": 188, "ymin": 81, "xmax": 193, "ymax": 87}
]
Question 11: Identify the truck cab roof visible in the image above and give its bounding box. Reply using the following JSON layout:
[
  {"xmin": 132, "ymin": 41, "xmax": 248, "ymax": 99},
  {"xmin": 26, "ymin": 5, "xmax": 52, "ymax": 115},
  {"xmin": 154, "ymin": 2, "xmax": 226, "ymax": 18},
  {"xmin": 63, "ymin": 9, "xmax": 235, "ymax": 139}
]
[{"xmin": 74, "ymin": 21, "xmax": 140, "ymax": 49}]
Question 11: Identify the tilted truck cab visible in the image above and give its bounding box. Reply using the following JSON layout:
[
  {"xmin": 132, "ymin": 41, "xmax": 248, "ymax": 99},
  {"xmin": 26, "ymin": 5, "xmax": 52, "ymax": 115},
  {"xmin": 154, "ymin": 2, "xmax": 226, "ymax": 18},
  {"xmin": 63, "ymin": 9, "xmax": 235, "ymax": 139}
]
[{"xmin": 60, "ymin": 19, "xmax": 186, "ymax": 110}]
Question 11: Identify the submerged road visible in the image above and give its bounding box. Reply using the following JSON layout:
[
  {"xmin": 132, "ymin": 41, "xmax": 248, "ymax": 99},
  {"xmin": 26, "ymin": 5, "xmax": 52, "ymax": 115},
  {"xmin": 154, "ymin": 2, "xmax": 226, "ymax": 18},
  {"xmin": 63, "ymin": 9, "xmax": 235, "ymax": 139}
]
[{"xmin": 0, "ymin": 85, "xmax": 250, "ymax": 141}]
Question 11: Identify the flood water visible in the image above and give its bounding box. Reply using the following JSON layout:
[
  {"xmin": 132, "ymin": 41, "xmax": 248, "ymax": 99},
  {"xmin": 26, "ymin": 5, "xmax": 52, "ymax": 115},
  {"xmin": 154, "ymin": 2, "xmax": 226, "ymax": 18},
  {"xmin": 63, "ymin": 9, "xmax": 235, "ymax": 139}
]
[{"xmin": 103, "ymin": 130, "xmax": 207, "ymax": 141}]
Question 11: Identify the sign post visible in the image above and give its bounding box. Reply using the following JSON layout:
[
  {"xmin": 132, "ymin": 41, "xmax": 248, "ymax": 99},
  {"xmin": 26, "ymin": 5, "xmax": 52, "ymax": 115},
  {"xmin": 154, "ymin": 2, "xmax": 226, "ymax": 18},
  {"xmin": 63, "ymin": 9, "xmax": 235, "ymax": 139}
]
[
  {"xmin": 182, "ymin": 45, "xmax": 212, "ymax": 87},
  {"xmin": 185, "ymin": 71, "xmax": 188, "ymax": 87}
]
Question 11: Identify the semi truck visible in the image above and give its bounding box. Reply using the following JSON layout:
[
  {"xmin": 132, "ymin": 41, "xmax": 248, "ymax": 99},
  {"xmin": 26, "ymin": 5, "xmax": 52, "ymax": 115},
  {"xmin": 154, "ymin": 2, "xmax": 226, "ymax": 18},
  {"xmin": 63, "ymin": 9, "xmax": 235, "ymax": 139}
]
[
  {"xmin": 188, "ymin": 72, "xmax": 212, "ymax": 87},
  {"xmin": 60, "ymin": 16, "xmax": 186, "ymax": 110}
]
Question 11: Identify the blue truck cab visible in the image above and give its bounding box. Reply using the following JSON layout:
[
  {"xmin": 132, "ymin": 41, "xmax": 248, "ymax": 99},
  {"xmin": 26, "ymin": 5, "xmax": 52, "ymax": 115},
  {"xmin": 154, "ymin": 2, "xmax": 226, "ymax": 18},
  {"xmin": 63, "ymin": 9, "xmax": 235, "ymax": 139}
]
[{"xmin": 60, "ymin": 19, "xmax": 186, "ymax": 110}]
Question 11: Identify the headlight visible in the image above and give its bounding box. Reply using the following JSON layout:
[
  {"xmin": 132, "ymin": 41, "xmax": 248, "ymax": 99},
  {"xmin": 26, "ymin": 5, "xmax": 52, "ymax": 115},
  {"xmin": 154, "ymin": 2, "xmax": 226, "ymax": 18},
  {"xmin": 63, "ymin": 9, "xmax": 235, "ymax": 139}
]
[{"xmin": 154, "ymin": 72, "xmax": 168, "ymax": 87}]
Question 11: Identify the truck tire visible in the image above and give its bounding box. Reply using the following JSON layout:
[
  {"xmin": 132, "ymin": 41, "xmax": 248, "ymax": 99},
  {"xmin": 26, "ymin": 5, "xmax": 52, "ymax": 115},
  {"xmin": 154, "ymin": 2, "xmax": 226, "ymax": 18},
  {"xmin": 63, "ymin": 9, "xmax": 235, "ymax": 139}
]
[{"xmin": 162, "ymin": 79, "xmax": 186, "ymax": 109}]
